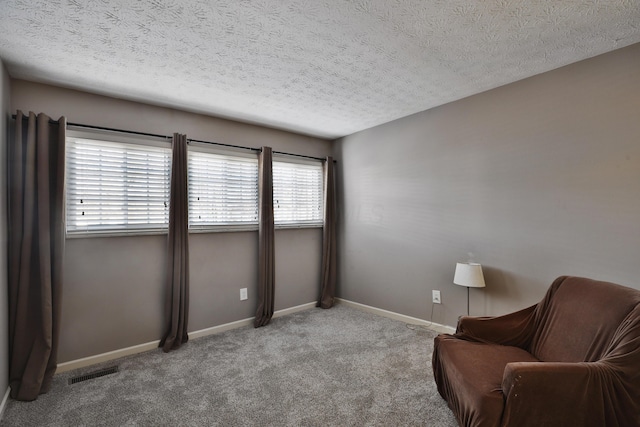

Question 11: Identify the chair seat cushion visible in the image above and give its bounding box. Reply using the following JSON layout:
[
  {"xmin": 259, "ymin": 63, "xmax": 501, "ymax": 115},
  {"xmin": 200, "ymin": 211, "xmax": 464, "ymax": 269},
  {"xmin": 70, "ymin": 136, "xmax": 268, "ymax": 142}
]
[{"xmin": 433, "ymin": 335, "xmax": 539, "ymax": 427}]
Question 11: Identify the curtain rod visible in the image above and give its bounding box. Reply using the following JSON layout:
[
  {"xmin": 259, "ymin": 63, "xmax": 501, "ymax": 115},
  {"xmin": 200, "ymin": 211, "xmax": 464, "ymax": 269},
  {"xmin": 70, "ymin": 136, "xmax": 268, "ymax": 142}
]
[
  {"xmin": 187, "ymin": 138, "xmax": 259, "ymax": 153},
  {"xmin": 68, "ymin": 121, "xmax": 170, "ymax": 140},
  {"xmin": 12, "ymin": 115, "xmax": 332, "ymax": 162}
]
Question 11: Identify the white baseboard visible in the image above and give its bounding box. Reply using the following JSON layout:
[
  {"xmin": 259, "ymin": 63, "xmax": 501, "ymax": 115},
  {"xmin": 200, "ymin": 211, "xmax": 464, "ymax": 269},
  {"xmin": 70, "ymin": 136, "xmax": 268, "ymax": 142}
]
[
  {"xmin": 336, "ymin": 298, "xmax": 456, "ymax": 334},
  {"xmin": 0, "ymin": 387, "xmax": 10, "ymax": 420},
  {"xmin": 57, "ymin": 301, "xmax": 318, "ymax": 374},
  {"xmin": 56, "ymin": 340, "xmax": 161, "ymax": 373},
  {"xmin": 189, "ymin": 301, "xmax": 316, "ymax": 340},
  {"xmin": 188, "ymin": 317, "xmax": 254, "ymax": 341},
  {"xmin": 273, "ymin": 301, "xmax": 318, "ymax": 318}
]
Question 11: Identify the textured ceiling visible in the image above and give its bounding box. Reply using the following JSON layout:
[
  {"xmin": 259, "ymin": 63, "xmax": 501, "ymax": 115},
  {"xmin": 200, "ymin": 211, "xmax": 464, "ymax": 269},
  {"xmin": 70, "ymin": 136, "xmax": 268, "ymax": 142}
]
[{"xmin": 1, "ymin": 1, "xmax": 639, "ymax": 139}]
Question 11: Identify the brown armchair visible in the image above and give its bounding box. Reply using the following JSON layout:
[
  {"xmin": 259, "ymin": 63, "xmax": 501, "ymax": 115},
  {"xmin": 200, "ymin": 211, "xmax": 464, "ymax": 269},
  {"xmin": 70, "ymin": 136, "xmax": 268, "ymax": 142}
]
[{"xmin": 432, "ymin": 276, "xmax": 640, "ymax": 427}]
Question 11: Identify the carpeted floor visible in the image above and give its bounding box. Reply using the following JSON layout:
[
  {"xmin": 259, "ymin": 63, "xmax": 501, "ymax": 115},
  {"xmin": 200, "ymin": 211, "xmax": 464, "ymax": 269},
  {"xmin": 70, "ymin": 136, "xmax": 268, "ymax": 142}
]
[{"xmin": 1, "ymin": 304, "xmax": 457, "ymax": 426}]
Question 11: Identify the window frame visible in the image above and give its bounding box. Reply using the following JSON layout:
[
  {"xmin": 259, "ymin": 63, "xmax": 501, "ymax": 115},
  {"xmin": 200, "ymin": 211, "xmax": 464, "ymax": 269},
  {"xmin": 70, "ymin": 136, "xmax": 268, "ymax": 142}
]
[
  {"xmin": 187, "ymin": 142, "xmax": 260, "ymax": 233},
  {"xmin": 65, "ymin": 128, "xmax": 327, "ymax": 237},
  {"xmin": 272, "ymin": 155, "xmax": 324, "ymax": 229},
  {"xmin": 65, "ymin": 128, "xmax": 172, "ymax": 238}
]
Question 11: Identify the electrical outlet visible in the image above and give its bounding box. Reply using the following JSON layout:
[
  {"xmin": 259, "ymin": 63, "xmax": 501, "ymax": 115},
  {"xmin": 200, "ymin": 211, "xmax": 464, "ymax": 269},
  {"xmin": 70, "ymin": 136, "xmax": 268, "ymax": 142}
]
[
  {"xmin": 240, "ymin": 288, "xmax": 248, "ymax": 301},
  {"xmin": 432, "ymin": 290, "xmax": 441, "ymax": 304}
]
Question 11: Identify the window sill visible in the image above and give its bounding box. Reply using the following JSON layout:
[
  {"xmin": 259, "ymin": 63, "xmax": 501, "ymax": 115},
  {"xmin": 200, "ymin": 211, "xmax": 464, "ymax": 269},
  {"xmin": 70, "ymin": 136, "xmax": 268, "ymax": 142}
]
[
  {"xmin": 66, "ymin": 223, "xmax": 324, "ymax": 238},
  {"xmin": 66, "ymin": 229, "xmax": 168, "ymax": 239}
]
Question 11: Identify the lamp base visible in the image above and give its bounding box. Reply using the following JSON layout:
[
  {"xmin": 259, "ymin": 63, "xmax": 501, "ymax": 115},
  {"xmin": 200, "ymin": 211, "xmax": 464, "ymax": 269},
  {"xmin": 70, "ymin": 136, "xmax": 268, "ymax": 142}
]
[{"xmin": 466, "ymin": 286, "xmax": 470, "ymax": 316}]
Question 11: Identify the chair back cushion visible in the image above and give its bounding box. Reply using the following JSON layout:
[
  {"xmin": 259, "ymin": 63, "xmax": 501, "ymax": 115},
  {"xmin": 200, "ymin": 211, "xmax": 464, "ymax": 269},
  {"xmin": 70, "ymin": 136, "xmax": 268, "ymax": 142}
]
[{"xmin": 529, "ymin": 276, "xmax": 640, "ymax": 362}]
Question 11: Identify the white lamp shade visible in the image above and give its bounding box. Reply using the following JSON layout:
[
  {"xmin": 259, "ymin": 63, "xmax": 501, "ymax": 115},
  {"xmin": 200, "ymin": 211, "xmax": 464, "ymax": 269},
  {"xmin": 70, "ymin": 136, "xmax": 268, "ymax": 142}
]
[{"xmin": 453, "ymin": 262, "xmax": 486, "ymax": 288}]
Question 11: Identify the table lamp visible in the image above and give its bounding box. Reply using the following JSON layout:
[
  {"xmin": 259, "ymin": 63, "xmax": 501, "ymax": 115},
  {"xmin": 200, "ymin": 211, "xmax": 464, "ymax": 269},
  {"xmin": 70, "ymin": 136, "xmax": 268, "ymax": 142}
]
[{"xmin": 454, "ymin": 262, "xmax": 485, "ymax": 316}]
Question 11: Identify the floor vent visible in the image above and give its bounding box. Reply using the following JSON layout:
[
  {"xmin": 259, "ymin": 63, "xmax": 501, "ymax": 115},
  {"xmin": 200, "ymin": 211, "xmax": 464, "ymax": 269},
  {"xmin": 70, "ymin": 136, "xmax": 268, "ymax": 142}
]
[{"xmin": 68, "ymin": 366, "xmax": 119, "ymax": 385}]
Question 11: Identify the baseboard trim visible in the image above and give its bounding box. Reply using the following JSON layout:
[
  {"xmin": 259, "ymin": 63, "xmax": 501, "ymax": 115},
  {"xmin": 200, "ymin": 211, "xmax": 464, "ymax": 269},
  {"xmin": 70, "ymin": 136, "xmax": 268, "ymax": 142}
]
[
  {"xmin": 57, "ymin": 301, "xmax": 318, "ymax": 374},
  {"xmin": 189, "ymin": 301, "xmax": 317, "ymax": 340},
  {"xmin": 0, "ymin": 387, "xmax": 10, "ymax": 420},
  {"xmin": 273, "ymin": 301, "xmax": 318, "ymax": 318},
  {"xmin": 335, "ymin": 298, "xmax": 456, "ymax": 334},
  {"xmin": 188, "ymin": 317, "xmax": 254, "ymax": 340},
  {"xmin": 56, "ymin": 340, "xmax": 161, "ymax": 373}
]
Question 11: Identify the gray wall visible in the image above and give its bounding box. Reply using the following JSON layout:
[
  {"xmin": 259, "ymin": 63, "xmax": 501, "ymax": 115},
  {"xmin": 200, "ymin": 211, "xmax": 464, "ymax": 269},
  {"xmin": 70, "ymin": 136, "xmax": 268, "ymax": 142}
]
[
  {"xmin": 0, "ymin": 61, "xmax": 10, "ymax": 397},
  {"xmin": 335, "ymin": 43, "xmax": 640, "ymax": 328},
  {"xmin": 11, "ymin": 81, "xmax": 331, "ymax": 362}
]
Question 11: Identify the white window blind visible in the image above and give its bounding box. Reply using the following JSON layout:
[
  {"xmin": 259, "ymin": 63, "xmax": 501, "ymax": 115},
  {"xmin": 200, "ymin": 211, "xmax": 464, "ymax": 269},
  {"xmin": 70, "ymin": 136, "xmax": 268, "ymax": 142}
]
[
  {"xmin": 273, "ymin": 159, "xmax": 324, "ymax": 227},
  {"xmin": 188, "ymin": 148, "xmax": 259, "ymax": 229},
  {"xmin": 66, "ymin": 136, "xmax": 171, "ymax": 234}
]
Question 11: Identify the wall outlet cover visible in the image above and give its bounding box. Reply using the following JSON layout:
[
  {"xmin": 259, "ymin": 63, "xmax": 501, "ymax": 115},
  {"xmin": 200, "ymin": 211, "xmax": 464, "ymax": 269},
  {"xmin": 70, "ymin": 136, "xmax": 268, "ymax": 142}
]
[
  {"xmin": 240, "ymin": 288, "xmax": 248, "ymax": 301},
  {"xmin": 432, "ymin": 290, "xmax": 441, "ymax": 304}
]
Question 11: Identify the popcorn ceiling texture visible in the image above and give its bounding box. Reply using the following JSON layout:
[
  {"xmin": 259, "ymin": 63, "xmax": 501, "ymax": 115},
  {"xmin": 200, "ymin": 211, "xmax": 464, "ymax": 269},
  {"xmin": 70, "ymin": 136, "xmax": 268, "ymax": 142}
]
[{"xmin": 0, "ymin": 0, "xmax": 639, "ymax": 138}]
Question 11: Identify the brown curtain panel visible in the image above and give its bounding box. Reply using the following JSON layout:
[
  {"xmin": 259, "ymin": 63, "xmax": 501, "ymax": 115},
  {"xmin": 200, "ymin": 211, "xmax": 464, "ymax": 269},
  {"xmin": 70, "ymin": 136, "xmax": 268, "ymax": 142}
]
[
  {"xmin": 8, "ymin": 111, "xmax": 66, "ymax": 401},
  {"xmin": 254, "ymin": 146, "xmax": 275, "ymax": 327},
  {"xmin": 160, "ymin": 133, "xmax": 190, "ymax": 352},
  {"xmin": 317, "ymin": 156, "xmax": 337, "ymax": 309}
]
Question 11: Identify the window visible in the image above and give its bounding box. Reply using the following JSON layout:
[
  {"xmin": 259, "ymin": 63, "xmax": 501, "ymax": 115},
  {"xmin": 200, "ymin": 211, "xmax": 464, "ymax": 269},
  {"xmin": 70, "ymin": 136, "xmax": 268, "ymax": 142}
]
[
  {"xmin": 66, "ymin": 130, "xmax": 171, "ymax": 235},
  {"xmin": 273, "ymin": 158, "xmax": 324, "ymax": 227},
  {"xmin": 188, "ymin": 146, "xmax": 259, "ymax": 230},
  {"xmin": 66, "ymin": 129, "xmax": 324, "ymax": 235}
]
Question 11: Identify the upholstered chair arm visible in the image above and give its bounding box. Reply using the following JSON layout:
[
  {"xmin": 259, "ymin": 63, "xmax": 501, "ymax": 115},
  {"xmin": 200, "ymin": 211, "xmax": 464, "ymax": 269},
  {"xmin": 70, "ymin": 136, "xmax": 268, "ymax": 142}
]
[
  {"xmin": 501, "ymin": 361, "xmax": 638, "ymax": 427},
  {"xmin": 455, "ymin": 304, "xmax": 537, "ymax": 348}
]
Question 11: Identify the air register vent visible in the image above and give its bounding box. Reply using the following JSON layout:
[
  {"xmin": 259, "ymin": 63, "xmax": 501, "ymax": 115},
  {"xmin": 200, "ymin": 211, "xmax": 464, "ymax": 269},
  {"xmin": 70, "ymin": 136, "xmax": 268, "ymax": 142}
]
[{"xmin": 68, "ymin": 366, "xmax": 119, "ymax": 385}]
